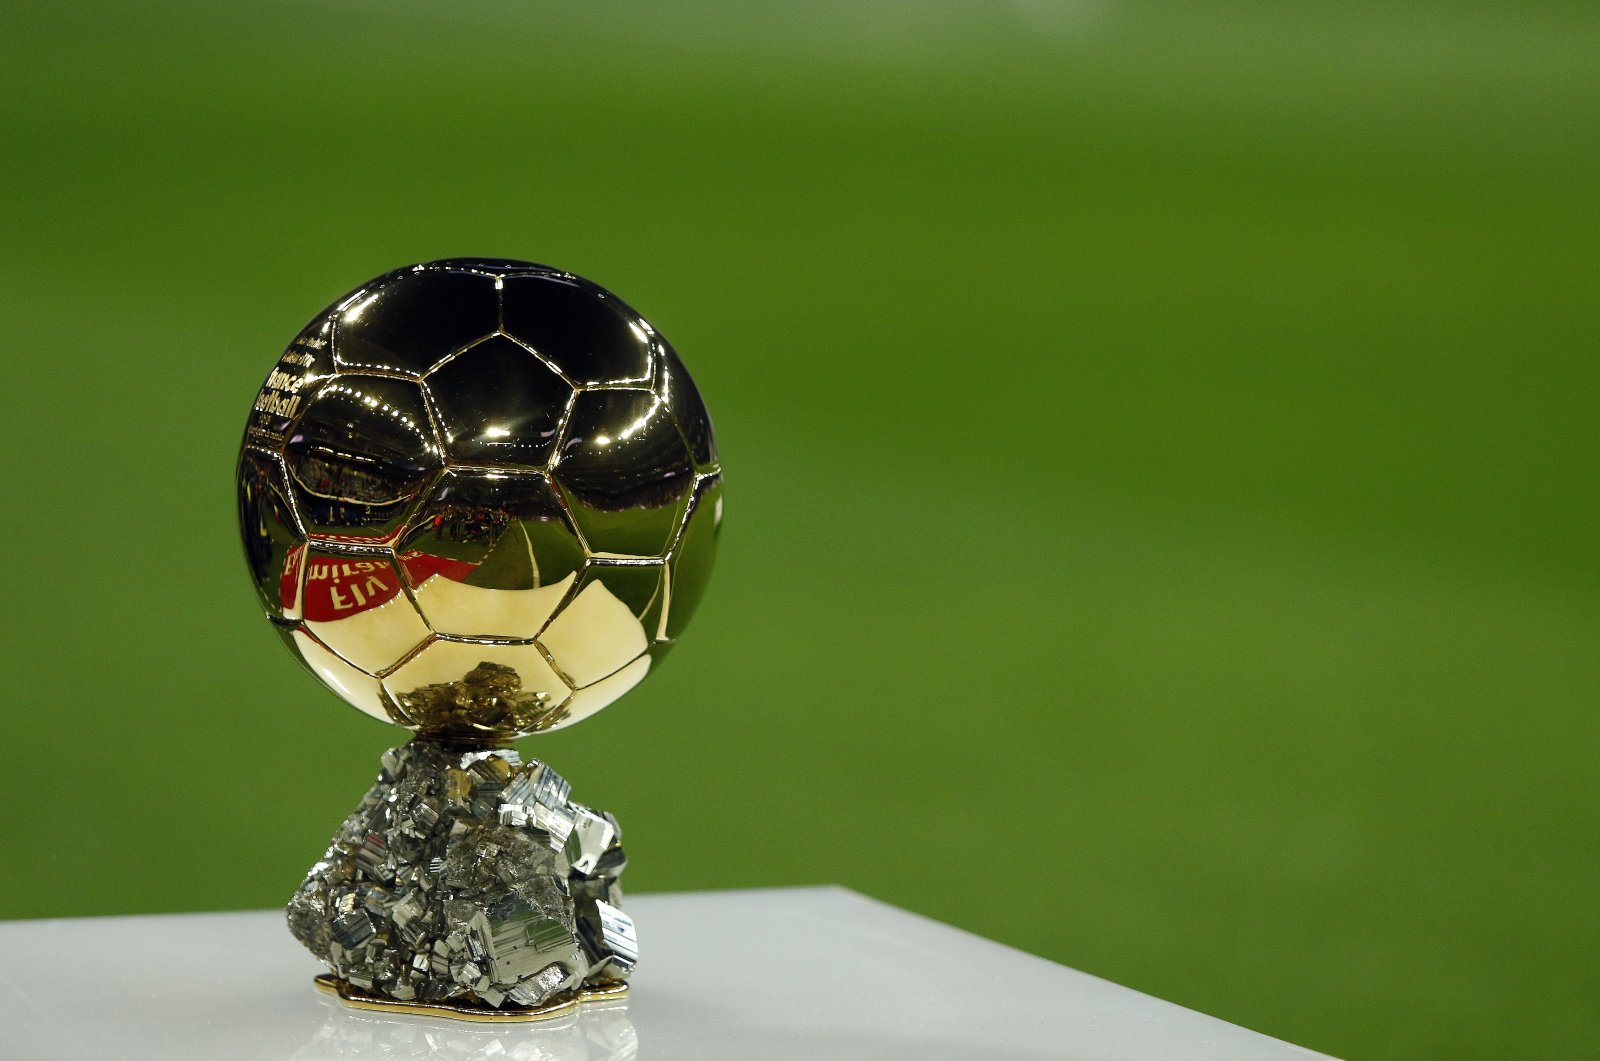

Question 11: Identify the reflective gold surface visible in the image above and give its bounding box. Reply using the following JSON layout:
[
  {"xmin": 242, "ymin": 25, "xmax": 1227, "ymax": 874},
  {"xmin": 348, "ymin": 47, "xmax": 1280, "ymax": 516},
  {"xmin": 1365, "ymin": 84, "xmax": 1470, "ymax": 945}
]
[
  {"xmin": 239, "ymin": 260, "xmax": 721, "ymax": 739},
  {"xmin": 312, "ymin": 973, "xmax": 628, "ymax": 1023}
]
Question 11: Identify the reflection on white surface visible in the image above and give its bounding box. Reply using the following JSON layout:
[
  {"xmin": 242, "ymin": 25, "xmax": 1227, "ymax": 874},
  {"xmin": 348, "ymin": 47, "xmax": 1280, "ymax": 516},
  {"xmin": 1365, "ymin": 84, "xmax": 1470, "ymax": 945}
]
[
  {"xmin": 292, "ymin": 996, "xmax": 637, "ymax": 1061},
  {"xmin": 0, "ymin": 890, "xmax": 1330, "ymax": 1061}
]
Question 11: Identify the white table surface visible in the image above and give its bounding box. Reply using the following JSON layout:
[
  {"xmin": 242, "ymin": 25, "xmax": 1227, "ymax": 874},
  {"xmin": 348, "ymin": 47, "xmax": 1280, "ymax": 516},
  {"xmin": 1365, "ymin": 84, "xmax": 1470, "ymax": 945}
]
[{"xmin": 0, "ymin": 886, "xmax": 1332, "ymax": 1060}]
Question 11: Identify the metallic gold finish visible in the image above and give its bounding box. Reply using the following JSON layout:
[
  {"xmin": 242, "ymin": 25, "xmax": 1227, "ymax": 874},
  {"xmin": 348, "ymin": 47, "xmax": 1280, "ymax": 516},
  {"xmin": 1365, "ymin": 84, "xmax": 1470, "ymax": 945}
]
[
  {"xmin": 667, "ymin": 473, "xmax": 724, "ymax": 641},
  {"xmin": 428, "ymin": 335, "xmax": 573, "ymax": 467},
  {"xmin": 501, "ymin": 273, "xmax": 654, "ymax": 386},
  {"xmin": 553, "ymin": 389, "xmax": 696, "ymax": 558},
  {"xmin": 396, "ymin": 468, "xmax": 584, "ymax": 640},
  {"xmin": 238, "ymin": 259, "xmax": 721, "ymax": 741},
  {"xmin": 383, "ymin": 641, "xmax": 571, "ymax": 736},
  {"xmin": 284, "ymin": 374, "xmax": 441, "ymax": 543},
  {"xmin": 575, "ymin": 980, "xmax": 631, "ymax": 1004},
  {"xmin": 333, "ymin": 269, "xmax": 500, "ymax": 378},
  {"xmin": 253, "ymin": 261, "xmax": 711, "ymax": 1015},
  {"xmin": 313, "ymin": 973, "xmax": 627, "ymax": 1023}
]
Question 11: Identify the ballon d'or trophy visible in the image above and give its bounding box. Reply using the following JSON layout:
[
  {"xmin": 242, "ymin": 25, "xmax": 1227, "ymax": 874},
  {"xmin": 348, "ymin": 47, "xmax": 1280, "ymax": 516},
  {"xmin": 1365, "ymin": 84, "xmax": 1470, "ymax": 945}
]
[{"xmin": 236, "ymin": 260, "xmax": 721, "ymax": 1020}]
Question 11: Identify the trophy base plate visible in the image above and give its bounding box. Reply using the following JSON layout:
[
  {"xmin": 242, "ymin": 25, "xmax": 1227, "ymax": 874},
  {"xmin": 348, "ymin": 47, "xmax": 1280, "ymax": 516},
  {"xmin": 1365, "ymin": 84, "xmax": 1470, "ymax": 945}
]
[{"xmin": 313, "ymin": 974, "xmax": 629, "ymax": 1023}]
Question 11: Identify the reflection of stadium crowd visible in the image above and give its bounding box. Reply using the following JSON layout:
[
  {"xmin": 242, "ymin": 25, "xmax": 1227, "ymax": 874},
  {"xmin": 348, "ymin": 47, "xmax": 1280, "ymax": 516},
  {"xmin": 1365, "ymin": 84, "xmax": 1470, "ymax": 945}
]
[
  {"xmin": 241, "ymin": 457, "xmax": 296, "ymax": 579},
  {"xmin": 423, "ymin": 504, "xmax": 509, "ymax": 545},
  {"xmin": 294, "ymin": 451, "xmax": 407, "ymax": 529}
]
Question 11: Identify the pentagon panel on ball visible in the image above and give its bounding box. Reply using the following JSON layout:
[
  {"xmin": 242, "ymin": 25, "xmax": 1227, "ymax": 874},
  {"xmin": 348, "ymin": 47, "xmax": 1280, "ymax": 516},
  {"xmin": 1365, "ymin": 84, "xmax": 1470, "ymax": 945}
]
[
  {"xmin": 501, "ymin": 273, "xmax": 654, "ymax": 386},
  {"xmin": 236, "ymin": 258, "xmax": 722, "ymax": 1020},
  {"xmin": 426, "ymin": 335, "xmax": 574, "ymax": 467}
]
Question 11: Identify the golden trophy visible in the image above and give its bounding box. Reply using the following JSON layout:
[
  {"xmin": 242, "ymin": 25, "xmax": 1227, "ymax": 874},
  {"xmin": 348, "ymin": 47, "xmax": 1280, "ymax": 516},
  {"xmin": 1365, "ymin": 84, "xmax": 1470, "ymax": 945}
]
[{"xmin": 236, "ymin": 259, "xmax": 721, "ymax": 1019}]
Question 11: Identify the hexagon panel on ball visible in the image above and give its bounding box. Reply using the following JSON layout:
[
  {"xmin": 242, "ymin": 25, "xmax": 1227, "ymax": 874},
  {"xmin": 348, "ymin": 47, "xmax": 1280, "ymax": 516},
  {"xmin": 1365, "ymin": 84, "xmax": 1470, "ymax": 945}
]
[
  {"xmin": 284, "ymin": 374, "xmax": 442, "ymax": 546},
  {"xmin": 299, "ymin": 550, "xmax": 431, "ymax": 677},
  {"xmin": 333, "ymin": 267, "xmax": 500, "ymax": 378},
  {"xmin": 397, "ymin": 468, "xmax": 586, "ymax": 640},
  {"xmin": 553, "ymin": 390, "xmax": 696, "ymax": 559}
]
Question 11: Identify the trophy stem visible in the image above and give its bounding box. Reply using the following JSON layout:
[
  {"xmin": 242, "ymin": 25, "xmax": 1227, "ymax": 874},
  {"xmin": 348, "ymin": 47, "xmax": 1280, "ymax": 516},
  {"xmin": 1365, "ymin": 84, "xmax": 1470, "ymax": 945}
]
[{"xmin": 288, "ymin": 738, "xmax": 637, "ymax": 1019}]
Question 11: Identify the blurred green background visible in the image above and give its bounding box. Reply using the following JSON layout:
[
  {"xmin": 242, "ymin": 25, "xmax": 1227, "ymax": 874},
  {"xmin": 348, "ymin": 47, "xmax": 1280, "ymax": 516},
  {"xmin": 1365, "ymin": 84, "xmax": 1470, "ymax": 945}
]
[{"xmin": 3, "ymin": 2, "xmax": 1596, "ymax": 1057}]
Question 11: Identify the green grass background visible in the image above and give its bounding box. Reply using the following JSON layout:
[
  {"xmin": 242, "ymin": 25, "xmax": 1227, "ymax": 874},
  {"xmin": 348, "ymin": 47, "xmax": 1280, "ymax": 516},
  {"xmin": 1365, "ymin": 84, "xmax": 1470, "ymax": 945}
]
[{"xmin": 2, "ymin": 3, "xmax": 1596, "ymax": 1057}]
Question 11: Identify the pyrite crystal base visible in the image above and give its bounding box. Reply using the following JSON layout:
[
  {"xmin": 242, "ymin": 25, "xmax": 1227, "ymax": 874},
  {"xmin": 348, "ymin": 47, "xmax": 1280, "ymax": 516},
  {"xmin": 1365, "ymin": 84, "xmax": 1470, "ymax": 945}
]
[{"xmin": 287, "ymin": 740, "xmax": 636, "ymax": 1018}]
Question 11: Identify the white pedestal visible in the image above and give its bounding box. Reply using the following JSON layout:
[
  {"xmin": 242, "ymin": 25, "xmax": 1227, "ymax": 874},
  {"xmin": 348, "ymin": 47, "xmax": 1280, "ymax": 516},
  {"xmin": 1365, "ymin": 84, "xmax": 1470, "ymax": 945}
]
[{"xmin": 0, "ymin": 886, "xmax": 1332, "ymax": 1060}]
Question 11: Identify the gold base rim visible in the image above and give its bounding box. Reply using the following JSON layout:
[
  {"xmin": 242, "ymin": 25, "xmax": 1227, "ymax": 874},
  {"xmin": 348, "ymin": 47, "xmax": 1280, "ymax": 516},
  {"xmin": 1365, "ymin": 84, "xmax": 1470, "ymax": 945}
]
[{"xmin": 312, "ymin": 973, "xmax": 629, "ymax": 1023}]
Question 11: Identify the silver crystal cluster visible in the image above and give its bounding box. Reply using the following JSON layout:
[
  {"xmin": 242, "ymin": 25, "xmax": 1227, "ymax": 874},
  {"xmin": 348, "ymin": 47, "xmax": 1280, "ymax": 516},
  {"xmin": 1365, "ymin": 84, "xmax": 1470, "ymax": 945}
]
[{"xmin": 287, "ymin": 740, "xmax": 636, "ymax": 1010}]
